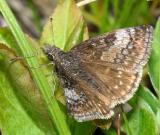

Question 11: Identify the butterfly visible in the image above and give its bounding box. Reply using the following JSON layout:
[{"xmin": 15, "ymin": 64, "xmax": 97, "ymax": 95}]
[{"xmin": 43, "ymin": 25, "xmax": 153, "ymax": 122}]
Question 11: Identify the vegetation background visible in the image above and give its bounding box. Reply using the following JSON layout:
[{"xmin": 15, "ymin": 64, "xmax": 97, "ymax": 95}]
[{"xmin": 0, "ymin": 0, "xmax": 160, "ymax": 135}]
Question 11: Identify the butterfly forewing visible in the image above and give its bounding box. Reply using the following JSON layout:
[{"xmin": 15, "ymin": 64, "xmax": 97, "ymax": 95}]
[{"xmin": 71, "ymin": 25, "xmax": 153, "ymax": 72}]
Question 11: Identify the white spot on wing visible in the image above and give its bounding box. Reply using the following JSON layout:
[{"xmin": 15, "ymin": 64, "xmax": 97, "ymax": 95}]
[
  {"xmin": 114, "ymin": 85, "xmax": 119, "ymax": 89},
  {"xmin": 115, "ymin": 30, "xmax": 130, "ymax": 45},
  {"xmin": 127, "ymin": 85, "xmax": 131, "ymax": 89},
  {"xmin": 118, "ymin": 71, "xmax": 122, "ymax": 75},
  {"xmin": 129, "ymin": 28, "xmax": 135, "ymax": 35},
  {"xmin": 119, "ymin": 81, "xmax": 123, "ymax": 85},
  {"xmin": 128, "ymin": 44, "xmax": 133, "ymax": 49},
  {"xmin": 122, "ymin": 49, "xmax": 129, "ymax": 55},
  {"xmin": 100, "ymin": 39, "xmax": 105, "ymax": 43},
  {"xmin": 124, "ymin": 61, "xmax": 128, "ymax": 65},
  {"xmin": 64, "ymin": 88, "xmax": 80, "ymax": 101},
  {"xmin": 120, "ymin": 90, "xmax": 126, "ymax": 95},
  {"xmin": 91, "ymin": 43, "xmax": 96, "ymax": 46}
]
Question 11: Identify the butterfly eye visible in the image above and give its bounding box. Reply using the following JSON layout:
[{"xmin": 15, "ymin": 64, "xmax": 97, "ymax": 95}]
[
  {"xmin": 47, "ymin": 52, "xmax": 54, "ymax": 61},
  {"xmin": 43, "ymin": 45, "xmax": 59, "ymax": 62}
]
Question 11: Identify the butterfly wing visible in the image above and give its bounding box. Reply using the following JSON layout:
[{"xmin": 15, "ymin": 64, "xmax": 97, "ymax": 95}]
[
  {"xmin": 63, "ymin": 66, "xmax": 142, "ymax": 122},
  {"xmin": 71, "ymin": 25, "xmax": 153, "ymax": 72},
  {"xmin": 64, "ymin": 84, "xmax": 114, "ymax": 122},
  {"xmin": 57, "ymin": 62, "xmax": 115, "ymax": 121},
  {"xmin": 63, "ymin": 25, "xmax": 153, "ymax": 121}
]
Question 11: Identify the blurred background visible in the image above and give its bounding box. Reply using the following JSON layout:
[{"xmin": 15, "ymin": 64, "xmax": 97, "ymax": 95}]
[{"xmin": 0, "ymin": 0, "xmax": 159, "ymax": 39}]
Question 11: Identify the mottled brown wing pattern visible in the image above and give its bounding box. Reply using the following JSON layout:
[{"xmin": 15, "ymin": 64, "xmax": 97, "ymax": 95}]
[
  {"xmin": 63, "ymin": 65, "xmax": 142, "ymax": 121},
  {"xmin": 83, "ymin": 64, "xmax": 142, "ymax": 107},
  {"xmin": 66, "ymin": 25, "xmax": 153, "ymax": 121},
  {"xmin": 56, "ymin": 60, "xmax": 115, "ymax": 121},
  {"xmin": 71, "ymin": 25, "xmax": 153, "ymax": 72},
  {"xmin": 64, "ymin": 85, "xmax": 114, "ymax": 122},
  {"xmin": 43, "ymin": 25, "xmax": 153, "ymax": 122}
]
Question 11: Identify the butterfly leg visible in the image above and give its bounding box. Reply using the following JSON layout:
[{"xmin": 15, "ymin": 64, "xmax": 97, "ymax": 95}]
[{"xmin": 117, "ymin": 113, "xmax": 121, "ymax": 135}]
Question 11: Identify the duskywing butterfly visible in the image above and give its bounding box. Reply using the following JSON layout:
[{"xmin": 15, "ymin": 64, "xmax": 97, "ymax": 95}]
[{"xmin": 43, "ymin": 25, "xmax": 153, "ymax": 122}]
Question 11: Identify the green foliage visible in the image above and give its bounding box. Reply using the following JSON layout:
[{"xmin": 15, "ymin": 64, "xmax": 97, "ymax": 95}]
[
  {"xmin": 122, "ymin": 86, "xmax": 159, "ymax": 135},
  {"xmin": 0, "ymin": 43, "xmax": 54, "ymax": 135},
  {"xmin": 149, "ymin": 18, "xmax": 160, "ymax": 98},
  {"xmin": 40, "ymin": 0, "xmax": 88, "ymax": 51},
  {"xmin": 0, "ymin": 0, "xmax": 71, "ymax": 135},
  {"xmin": 0, "ymin": 0, "xmax": 160, "ymax": 135},
  {"xmin": 82, "ymin": 0, "xmax": 153, "ymax": 34}
]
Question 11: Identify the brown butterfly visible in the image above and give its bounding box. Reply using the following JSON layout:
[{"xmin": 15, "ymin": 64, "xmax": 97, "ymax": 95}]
[{"xmin": 43, "ymin": 25, "xmax": 153, "ymax": 122}]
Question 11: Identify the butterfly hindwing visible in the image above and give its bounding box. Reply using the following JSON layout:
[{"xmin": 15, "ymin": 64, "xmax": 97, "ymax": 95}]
[
  {"xmin": 64, "ymin": 85, "xmax": 114, "ymax": 122},
  {"xmin": 57, "ymin": 62, "xmax": 115, "ymax": 121},
  {"xmin": 60, "ymin": 63, "xmax": 142, "ymax": 121},
  {"xmin": 82, "ymin": 64, "xmax": 142, "ymax": 106}
]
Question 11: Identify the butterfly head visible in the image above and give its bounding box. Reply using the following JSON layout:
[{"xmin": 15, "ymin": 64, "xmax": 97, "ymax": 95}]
[{"xmin": 43, "ymin": 45, "xmax": 61, "ymax": 62}]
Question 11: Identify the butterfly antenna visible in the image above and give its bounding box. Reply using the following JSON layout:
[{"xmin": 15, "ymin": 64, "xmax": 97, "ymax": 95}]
[{"xmin": 50, "ymin": 17, "xmax": 55, "ymax": 45}]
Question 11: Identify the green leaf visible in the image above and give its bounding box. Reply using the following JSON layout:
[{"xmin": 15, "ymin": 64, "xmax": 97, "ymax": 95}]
[
  {"xmin": 70, "ymin": 121, "xmax": 96, "ymax": 135},
  {"xmin": 0, "ymin": 72, "xmax": 45, "ymax": 135},
  {"xmin": 102, "ymin": 128, "xmax": 117, "ymax": 135},
  {"xmin": 0, "ymin": 28, "xmax": 18, "ymax": 48},
  {"xmin": 0, "ymin": 43, "xmax": 55, "ymax": 135},
  {"xmin": 40, "ymin": 0, "xmax": 88, "ymax": 51},
  {"xmin": 122, "ymin": 98, "xmax": 158, "ymax": 135},
  {"xmin": 137, "ymin": 85, "xmax": 160, "ymax": 113},
  {"xmin": 148, "ymin": 18, "xmax": 160, "ymax": 98}
]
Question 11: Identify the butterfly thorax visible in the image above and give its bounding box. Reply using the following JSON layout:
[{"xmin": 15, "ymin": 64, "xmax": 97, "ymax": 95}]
[{"xmin": 43, "ymin": 45, "xmax": 101, "ymax": 91}]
